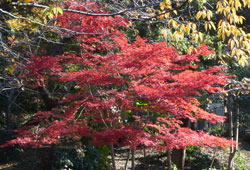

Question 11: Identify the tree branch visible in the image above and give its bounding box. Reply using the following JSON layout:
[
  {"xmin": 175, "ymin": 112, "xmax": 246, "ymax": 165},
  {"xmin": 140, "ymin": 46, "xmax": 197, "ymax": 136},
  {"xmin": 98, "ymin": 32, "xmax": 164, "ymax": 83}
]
[
  {"xmin": 11, "ymin": 2, "xmax": 161, "ymax": 16},
  {"xmin": 0, "ymin": 8, "xmax": 101, "ymax": 35}
]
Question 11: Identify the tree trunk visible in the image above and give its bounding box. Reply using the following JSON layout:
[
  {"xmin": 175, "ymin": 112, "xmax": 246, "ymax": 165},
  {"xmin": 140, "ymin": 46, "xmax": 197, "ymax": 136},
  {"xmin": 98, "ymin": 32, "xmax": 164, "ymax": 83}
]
[
  {"xmin": 143, "ymin": 146, "xmax": 146, "ymax": 158},
  {"xmin": 235, "ymin": 104, "xmax": 239, "ymax": 150},
  {"xmin": 124, "ymin": 149, "xmax": 130, "ymax": 170},
  {"xmin": 172, "ymin": 149, "xmax": 186, "ymax": 170},
  {"xmin": 228, "ymin": 150, "xmax": 237, "ymax": 170},
  {"xmin": 167, "ymin": 150, "xmax": 172, "ymax": 170},
  {"xmin": 131, "ymin": 149, "xmax": 135, "ymax": 170},
  {"xmin": 6, "ymin": 89, "xmax": 15, "ymax": 129},
  {"xmin": 226, "ymin": 97, "xmax": 236, "ymax": 170},
  {"xmin": 181, "ymin": 149, "xmax": 186, "ymax": 170},
  {"xmin": 171, "ymin": 119, "xmax": 189, "ymax": 169},
  {"xmin": 110, "ymin": 144, "xmax": 116, "ymax": 170}
]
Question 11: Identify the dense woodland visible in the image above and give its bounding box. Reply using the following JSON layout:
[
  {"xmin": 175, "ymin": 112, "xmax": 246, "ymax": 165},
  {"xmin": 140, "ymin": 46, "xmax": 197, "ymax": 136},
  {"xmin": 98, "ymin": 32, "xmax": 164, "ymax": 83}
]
[{"xmin": 0, "ymin": 0, "xmax": 250, "ymax": 169}]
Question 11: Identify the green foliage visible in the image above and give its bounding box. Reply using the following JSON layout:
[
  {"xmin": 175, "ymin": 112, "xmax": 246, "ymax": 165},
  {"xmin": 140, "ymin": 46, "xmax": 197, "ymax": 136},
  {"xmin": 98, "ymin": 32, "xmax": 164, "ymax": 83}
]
[
  {"xmin": 171, "ymin": 164, "xmax": 178, "ymax": 170},
  {"xmin": 208, "ymin": 124, "xmax": 224, "ymax": 137},
  {"xmin": 64, "ymin": 63, "xmax": 82, "ymax": 72},
  {"xmin": 97, "ymin": 145, "xmax": 110, "ymax": 170},
  {"xmin": 186, "ymin": 146, "xmax": 201, "ymax": 158},
  {"xmin": 234, "ymin": 152, "xmax": 250, "ymax": 170}
]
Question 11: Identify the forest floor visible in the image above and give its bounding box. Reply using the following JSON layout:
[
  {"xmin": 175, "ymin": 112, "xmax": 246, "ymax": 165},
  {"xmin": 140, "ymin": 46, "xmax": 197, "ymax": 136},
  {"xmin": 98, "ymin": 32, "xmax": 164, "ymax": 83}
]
[
  {"xmin": 0, "ymin": 143, "xmax": 250, "ymax": 170},
  {"xmin": 115, "ymin": 147, "xmax": 167, "ymax": 170},
  {"xmin": 114, "ymin": 143, "xmax": 250, "ymax": 170},
  {"xmin": 240, "ymin": 141, "xmax": 250, "ymax": 167}
]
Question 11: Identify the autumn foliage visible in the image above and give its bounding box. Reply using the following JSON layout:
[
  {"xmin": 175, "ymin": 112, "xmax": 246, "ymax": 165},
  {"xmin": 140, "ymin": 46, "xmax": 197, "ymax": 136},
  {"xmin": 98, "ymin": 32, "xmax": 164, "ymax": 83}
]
[{"xmin": 3, "ymin": 1, "xmax": 234, "ymax": 150}]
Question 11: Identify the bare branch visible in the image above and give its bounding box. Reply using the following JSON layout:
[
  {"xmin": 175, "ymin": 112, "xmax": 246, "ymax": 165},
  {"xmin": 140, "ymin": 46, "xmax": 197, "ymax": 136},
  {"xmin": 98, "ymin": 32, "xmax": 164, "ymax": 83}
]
[
  {"xmin": 0, "ymin": 8, "xmax": 101, "ymax": 35},
  {"xmin": 11, "ymin": 2, "xmax": 161, "ymax": 16}
]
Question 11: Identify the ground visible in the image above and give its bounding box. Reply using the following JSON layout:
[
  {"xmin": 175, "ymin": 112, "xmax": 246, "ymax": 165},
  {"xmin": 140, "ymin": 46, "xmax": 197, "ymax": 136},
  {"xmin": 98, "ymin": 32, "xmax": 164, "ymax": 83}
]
[
  {"xmin": 0, "ymin": 144, "xmax": 250, "ymax": 170},
  {"xmin": 240, "ymin": 141, "xmax": 250, "ymax": 167}
]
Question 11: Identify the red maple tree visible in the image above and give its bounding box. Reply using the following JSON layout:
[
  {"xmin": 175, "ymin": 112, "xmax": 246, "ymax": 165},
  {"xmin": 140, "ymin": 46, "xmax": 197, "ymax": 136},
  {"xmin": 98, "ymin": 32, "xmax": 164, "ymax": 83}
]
[{"xmin": 4, "ymin": 1, "xmax": 234, "ymax": 152}]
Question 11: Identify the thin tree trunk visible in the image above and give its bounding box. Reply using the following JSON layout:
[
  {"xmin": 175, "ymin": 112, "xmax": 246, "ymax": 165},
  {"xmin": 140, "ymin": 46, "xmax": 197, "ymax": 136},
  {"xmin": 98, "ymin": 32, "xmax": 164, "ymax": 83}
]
[
  {"xmin": 228, "ymin": 150, "xmax": 237, "ymax": 170},
  {"xmin": 143, "ymin": 146, "xmax": 146, "ymax": 158},
  {"xmin": 181, "ymin": 149, "xmax": 186, "ymax": 170},
  {"xmin": 124, "ymin": 149, "xmax": 130, "ymax": 170},
  {"xmin": 172, "ymin": 119, "xmax": 189, "ymax": 169},
  {"xmin": 229, "ymin": 104, "xmax": 234, "ymax": 152},
  {"xmin": 227, "ymin": 97, "xmax": 235, "ymax": 170},
  {"xmin": 167, "ymin": 150, "xmax": 172, "ymax": 170},
  {"xmin": 235, "ymin": 104, "xmax": 239, "ymax": 150},
  {"xmin": 131, "ymin": 149, "xmax": 135, "ymax": 170},
  {"xmin": 6, "ymin": 89, "xmax": 15, "ymax": 129},
  {"xmin": 110, "ymin": 144, "xmax": 116, "ymax": 170}
]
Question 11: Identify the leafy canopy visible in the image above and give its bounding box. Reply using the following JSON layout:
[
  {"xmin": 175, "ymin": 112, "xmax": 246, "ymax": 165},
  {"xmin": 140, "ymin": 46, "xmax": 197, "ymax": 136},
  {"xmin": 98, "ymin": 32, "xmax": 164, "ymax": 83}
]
[
  {"xmin": 157, "ymin": 0, "xmax": 250, "ymax": 66},
  {"xmin": 2, "ymin": 1, "xmax": 234, "ymax": 150}
]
